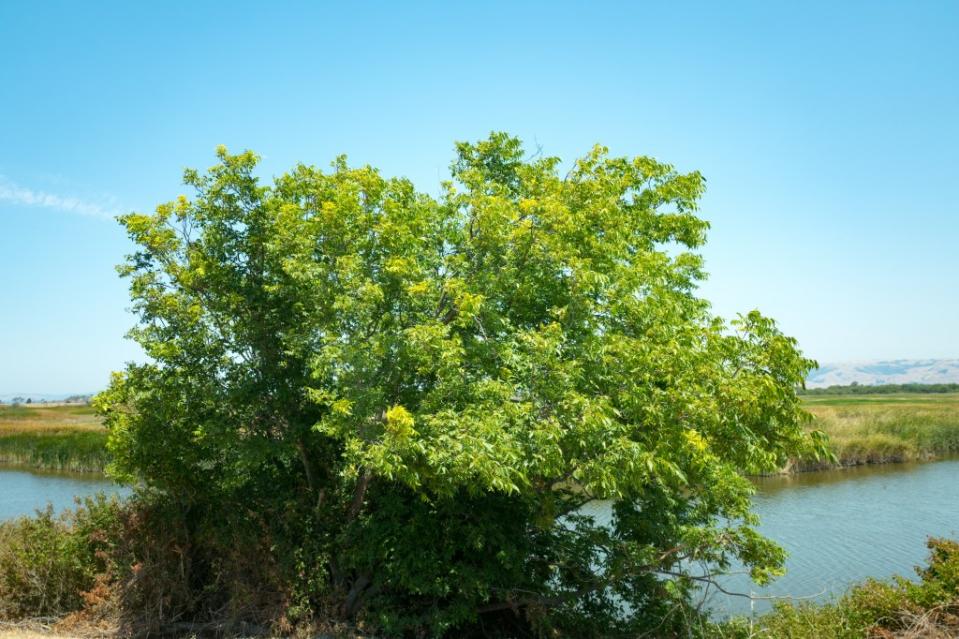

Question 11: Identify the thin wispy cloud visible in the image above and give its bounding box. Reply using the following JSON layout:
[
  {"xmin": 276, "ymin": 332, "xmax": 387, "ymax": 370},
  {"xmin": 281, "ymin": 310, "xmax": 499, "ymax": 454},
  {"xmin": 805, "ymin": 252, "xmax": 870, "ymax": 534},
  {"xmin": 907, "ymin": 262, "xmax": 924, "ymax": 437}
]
[{"xmin": 0, "ymin": 176, "xmax": 121, "ymax": 220}]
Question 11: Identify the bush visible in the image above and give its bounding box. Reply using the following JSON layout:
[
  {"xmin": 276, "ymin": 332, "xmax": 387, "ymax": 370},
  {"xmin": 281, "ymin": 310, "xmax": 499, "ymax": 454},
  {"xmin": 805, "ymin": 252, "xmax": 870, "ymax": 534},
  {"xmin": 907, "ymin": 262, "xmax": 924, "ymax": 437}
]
[
  {"xmin": 0, "ymin": 494, "xmax": 121, "ymax": 620},
  {"xmin": 902, "ymin": 537, "xmax": 959, "ymax": 610},
  {"xmin": 836, "ymin": 434, "xmax": 913, "ymax": 465},
  {"xmin": 106, "ymin": 494, "xmax": 293, "ymax": 637}
]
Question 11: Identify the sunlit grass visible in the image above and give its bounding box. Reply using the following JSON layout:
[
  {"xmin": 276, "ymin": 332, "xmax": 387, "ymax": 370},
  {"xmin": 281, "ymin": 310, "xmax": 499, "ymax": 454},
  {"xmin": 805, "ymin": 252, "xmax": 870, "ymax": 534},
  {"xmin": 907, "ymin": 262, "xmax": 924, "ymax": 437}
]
[
  {"xmin": 801, "ymin": 393, "xmax": 959, "ymax": 469},
  {"xmin": 0, "ymin": 404, "xmax": 108, "ymax": 472}
]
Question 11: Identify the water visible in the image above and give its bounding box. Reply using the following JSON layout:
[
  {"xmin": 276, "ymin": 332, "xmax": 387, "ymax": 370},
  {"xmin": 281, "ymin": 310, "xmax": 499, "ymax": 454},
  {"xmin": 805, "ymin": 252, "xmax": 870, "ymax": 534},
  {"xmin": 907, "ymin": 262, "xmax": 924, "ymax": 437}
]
[
  {"xmin": 0, "ymin": 465, "xmax": 128, "ymax": 521},
  {"xmin": 583, "ymin": 459, "xmax": 959, "ymax": 617},
  {"xmin": 713, "ymin": 459, "xmax": 959, "ymax": 616}
]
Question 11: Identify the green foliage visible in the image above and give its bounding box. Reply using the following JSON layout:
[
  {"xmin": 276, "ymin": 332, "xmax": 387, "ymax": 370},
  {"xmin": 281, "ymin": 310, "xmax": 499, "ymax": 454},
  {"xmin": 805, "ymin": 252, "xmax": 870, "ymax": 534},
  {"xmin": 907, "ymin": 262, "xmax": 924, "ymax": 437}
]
[
  {"xmin": 905, "ymin": 537, "xmax": 959, "ymax": 609},
  {"xmin": 0, "ymin": 495, "xmax": 121, "ymax": 619},
  {"xmin": 97, "ymin": 134, "xmax": 819, "ymax": 636}
]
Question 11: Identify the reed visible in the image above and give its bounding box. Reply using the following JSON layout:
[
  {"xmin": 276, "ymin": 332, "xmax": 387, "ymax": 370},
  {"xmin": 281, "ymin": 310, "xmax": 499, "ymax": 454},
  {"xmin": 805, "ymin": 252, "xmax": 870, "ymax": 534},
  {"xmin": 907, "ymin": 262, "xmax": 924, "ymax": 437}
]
[
  {"xmin": 798, "ymin": 393, "xmax": 959, "ymax": 471},
  {"xmin": 0, "ymin": 404, "xmax": 109, "ymax": 473}
]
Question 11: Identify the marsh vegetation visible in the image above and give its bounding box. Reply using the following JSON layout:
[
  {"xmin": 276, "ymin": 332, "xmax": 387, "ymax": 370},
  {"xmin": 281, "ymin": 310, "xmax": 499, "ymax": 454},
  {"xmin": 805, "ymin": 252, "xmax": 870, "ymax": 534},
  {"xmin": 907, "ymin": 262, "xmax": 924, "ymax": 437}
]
[
  {"xmin": 0, "ymin": 404, "xmax": 108, "ymax": 473},
  {"xmin": 800, "ymin": 393, "xmax": 959, "ymax": 470}
]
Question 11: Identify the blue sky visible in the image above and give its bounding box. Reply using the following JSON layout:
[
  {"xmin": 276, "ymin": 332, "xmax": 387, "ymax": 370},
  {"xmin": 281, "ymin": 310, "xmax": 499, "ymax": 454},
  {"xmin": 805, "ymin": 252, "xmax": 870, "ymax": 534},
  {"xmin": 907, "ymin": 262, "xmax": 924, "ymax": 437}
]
[{"xmin": 1, "ymin": 1, "xmax": 957, "ymax": 394}]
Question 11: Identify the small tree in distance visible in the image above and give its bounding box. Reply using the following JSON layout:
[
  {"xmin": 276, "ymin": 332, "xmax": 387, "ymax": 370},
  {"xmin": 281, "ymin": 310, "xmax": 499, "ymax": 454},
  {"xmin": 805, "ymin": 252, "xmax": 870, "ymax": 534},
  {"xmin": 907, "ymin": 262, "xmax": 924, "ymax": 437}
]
[{"xmin": 97, "ymin": 134, "xmax": 824, "ymax": 636}]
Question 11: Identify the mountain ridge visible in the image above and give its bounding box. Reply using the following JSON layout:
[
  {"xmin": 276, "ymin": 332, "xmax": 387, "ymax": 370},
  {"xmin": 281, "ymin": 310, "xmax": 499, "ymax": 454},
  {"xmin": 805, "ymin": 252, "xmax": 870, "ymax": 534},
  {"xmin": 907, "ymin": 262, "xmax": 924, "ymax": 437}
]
[
  {"xmin": 5, "ymin": 361, "xmax": 959, "ymax": 397},
  {"xmin": 807, "ymin": 359, "xmax": 959, "ymax": 389}
]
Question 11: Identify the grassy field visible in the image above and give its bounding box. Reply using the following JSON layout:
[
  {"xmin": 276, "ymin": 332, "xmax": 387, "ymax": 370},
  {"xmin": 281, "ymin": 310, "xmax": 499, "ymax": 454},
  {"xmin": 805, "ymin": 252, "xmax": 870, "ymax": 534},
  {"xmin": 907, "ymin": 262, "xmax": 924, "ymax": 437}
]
[
  {"xmin": 0, "ymin": 404, "xmax": 108, "ymax": 473},
  {"xmin": 798, "ymin": 392, "xmax": 959, "ymax": 471}
]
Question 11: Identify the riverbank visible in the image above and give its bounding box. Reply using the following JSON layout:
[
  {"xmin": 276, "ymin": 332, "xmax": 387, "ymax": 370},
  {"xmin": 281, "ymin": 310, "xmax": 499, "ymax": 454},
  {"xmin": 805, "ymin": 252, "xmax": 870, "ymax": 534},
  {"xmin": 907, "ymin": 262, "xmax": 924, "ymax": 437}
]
[
  {"xmin": 793, "ymin": 392, "xmax": 959, "ymax": 472},
  {"xmin": 0, "ymin": 406, "xmax": 108, "ymax": 473}
]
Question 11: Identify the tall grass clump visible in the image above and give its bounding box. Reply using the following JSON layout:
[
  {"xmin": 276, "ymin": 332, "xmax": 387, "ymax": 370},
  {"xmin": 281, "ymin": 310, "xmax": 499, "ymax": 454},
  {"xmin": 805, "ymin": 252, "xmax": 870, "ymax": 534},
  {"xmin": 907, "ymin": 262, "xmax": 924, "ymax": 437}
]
[
  {"xmin": 0, "ymin": 431, "xmax": 109, "ymax": 472},
  {"xmin": 796, "ymin": 394, "xmax": 959, "ymax": 471}
]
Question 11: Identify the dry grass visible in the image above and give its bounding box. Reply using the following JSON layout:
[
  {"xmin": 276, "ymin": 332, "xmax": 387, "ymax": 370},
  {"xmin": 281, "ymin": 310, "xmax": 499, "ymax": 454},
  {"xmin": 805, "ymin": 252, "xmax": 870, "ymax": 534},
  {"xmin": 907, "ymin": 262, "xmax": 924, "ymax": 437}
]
[
  {"xmin": 0, "ymin": 405, "xmax": 103, "ymax": 435},
  {"xmin": 0, "ymin": 405, "xmax": 108, "ymax": 473},
  {"xmin": 0, "ymin": 625, "xmax": 102, "ymax": 639},
  {"xmin": 0, "ymin": 631, "xmax": 67, "ymax": 639}
]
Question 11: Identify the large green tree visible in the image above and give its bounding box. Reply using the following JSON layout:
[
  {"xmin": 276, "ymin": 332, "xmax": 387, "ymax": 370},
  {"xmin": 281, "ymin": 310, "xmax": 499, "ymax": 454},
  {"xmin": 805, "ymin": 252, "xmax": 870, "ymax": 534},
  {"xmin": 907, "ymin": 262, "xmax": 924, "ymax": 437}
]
[{"xmin": 98, "ymin": 134, "xmax": 822, "ymax": 636}]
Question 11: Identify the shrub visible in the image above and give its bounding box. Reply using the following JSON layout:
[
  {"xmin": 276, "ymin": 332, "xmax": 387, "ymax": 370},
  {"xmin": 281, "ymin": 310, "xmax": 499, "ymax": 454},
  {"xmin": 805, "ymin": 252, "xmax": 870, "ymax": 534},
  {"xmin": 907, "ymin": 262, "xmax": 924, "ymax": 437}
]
[
  {"xmin": 105, "ymin": 494, "xmax": 292, "ymax": 637},
  {"xmin": 0, "ymin": 494, "xmax": 121, "ymax": 620}
]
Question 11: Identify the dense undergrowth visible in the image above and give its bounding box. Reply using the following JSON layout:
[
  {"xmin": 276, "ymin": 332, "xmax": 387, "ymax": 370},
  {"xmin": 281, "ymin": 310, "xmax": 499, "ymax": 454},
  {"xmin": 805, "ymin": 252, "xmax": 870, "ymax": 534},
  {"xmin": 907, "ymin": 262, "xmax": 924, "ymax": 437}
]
[
  {"xmin": 0, "ymin": 497, "xmax": 119, "ymax": 622},
  {"xmin": 0, "ymin": 494, "xmax": 309, "ymax": 637},
  {"xmin": 2, "ymin": 496, "xmax": 958, "ymax": 638}
]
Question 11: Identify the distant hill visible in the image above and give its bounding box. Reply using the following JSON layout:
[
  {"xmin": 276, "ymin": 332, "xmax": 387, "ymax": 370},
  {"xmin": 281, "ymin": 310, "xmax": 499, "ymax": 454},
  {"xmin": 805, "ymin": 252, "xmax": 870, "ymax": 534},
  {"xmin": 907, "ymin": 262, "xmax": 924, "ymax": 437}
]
[
  {"xmin": 807, "ymin": 359, "xmax": 959, "ymax": 389},
  {"xmin": 8, "ymin": 363, "xmax": 959, "ymax": 399},
  {"xmin": 0, "ymin": 392, "xmax": 94, "ymax": 404}
]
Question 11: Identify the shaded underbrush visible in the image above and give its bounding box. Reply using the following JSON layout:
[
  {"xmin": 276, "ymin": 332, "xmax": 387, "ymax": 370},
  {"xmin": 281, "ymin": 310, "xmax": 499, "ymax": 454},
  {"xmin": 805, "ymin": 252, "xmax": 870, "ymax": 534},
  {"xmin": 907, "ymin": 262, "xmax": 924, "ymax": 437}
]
[{"xmin": 0, "ymin": 494, "xmax": 364, "ymax": 638}]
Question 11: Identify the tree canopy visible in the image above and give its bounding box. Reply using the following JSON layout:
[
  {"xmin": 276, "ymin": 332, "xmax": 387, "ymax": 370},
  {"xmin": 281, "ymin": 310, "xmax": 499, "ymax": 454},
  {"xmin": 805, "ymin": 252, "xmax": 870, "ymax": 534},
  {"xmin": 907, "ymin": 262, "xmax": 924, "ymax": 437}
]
[{"xmin": 97, "ymin": 134, "xmax": 822, "ymax": 636}]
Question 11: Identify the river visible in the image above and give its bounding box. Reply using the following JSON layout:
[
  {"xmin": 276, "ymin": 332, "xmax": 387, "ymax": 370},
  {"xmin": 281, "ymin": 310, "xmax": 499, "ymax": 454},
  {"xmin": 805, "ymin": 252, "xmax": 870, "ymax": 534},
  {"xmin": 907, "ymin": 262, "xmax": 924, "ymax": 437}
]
[
  {"xmin": 2, "ymin": 460, "xmax": 958, "ymax": 618},
  {"xmin": 583, "ymin": 459, "xmax": 959, "ymax": 617},
  {"xmin": 0, "ymin": 465, "xmax": 127, "ymax": 521},
  {"xmin": 720, "ymin": 459, "xmax": 959, "ymax": 616}
]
